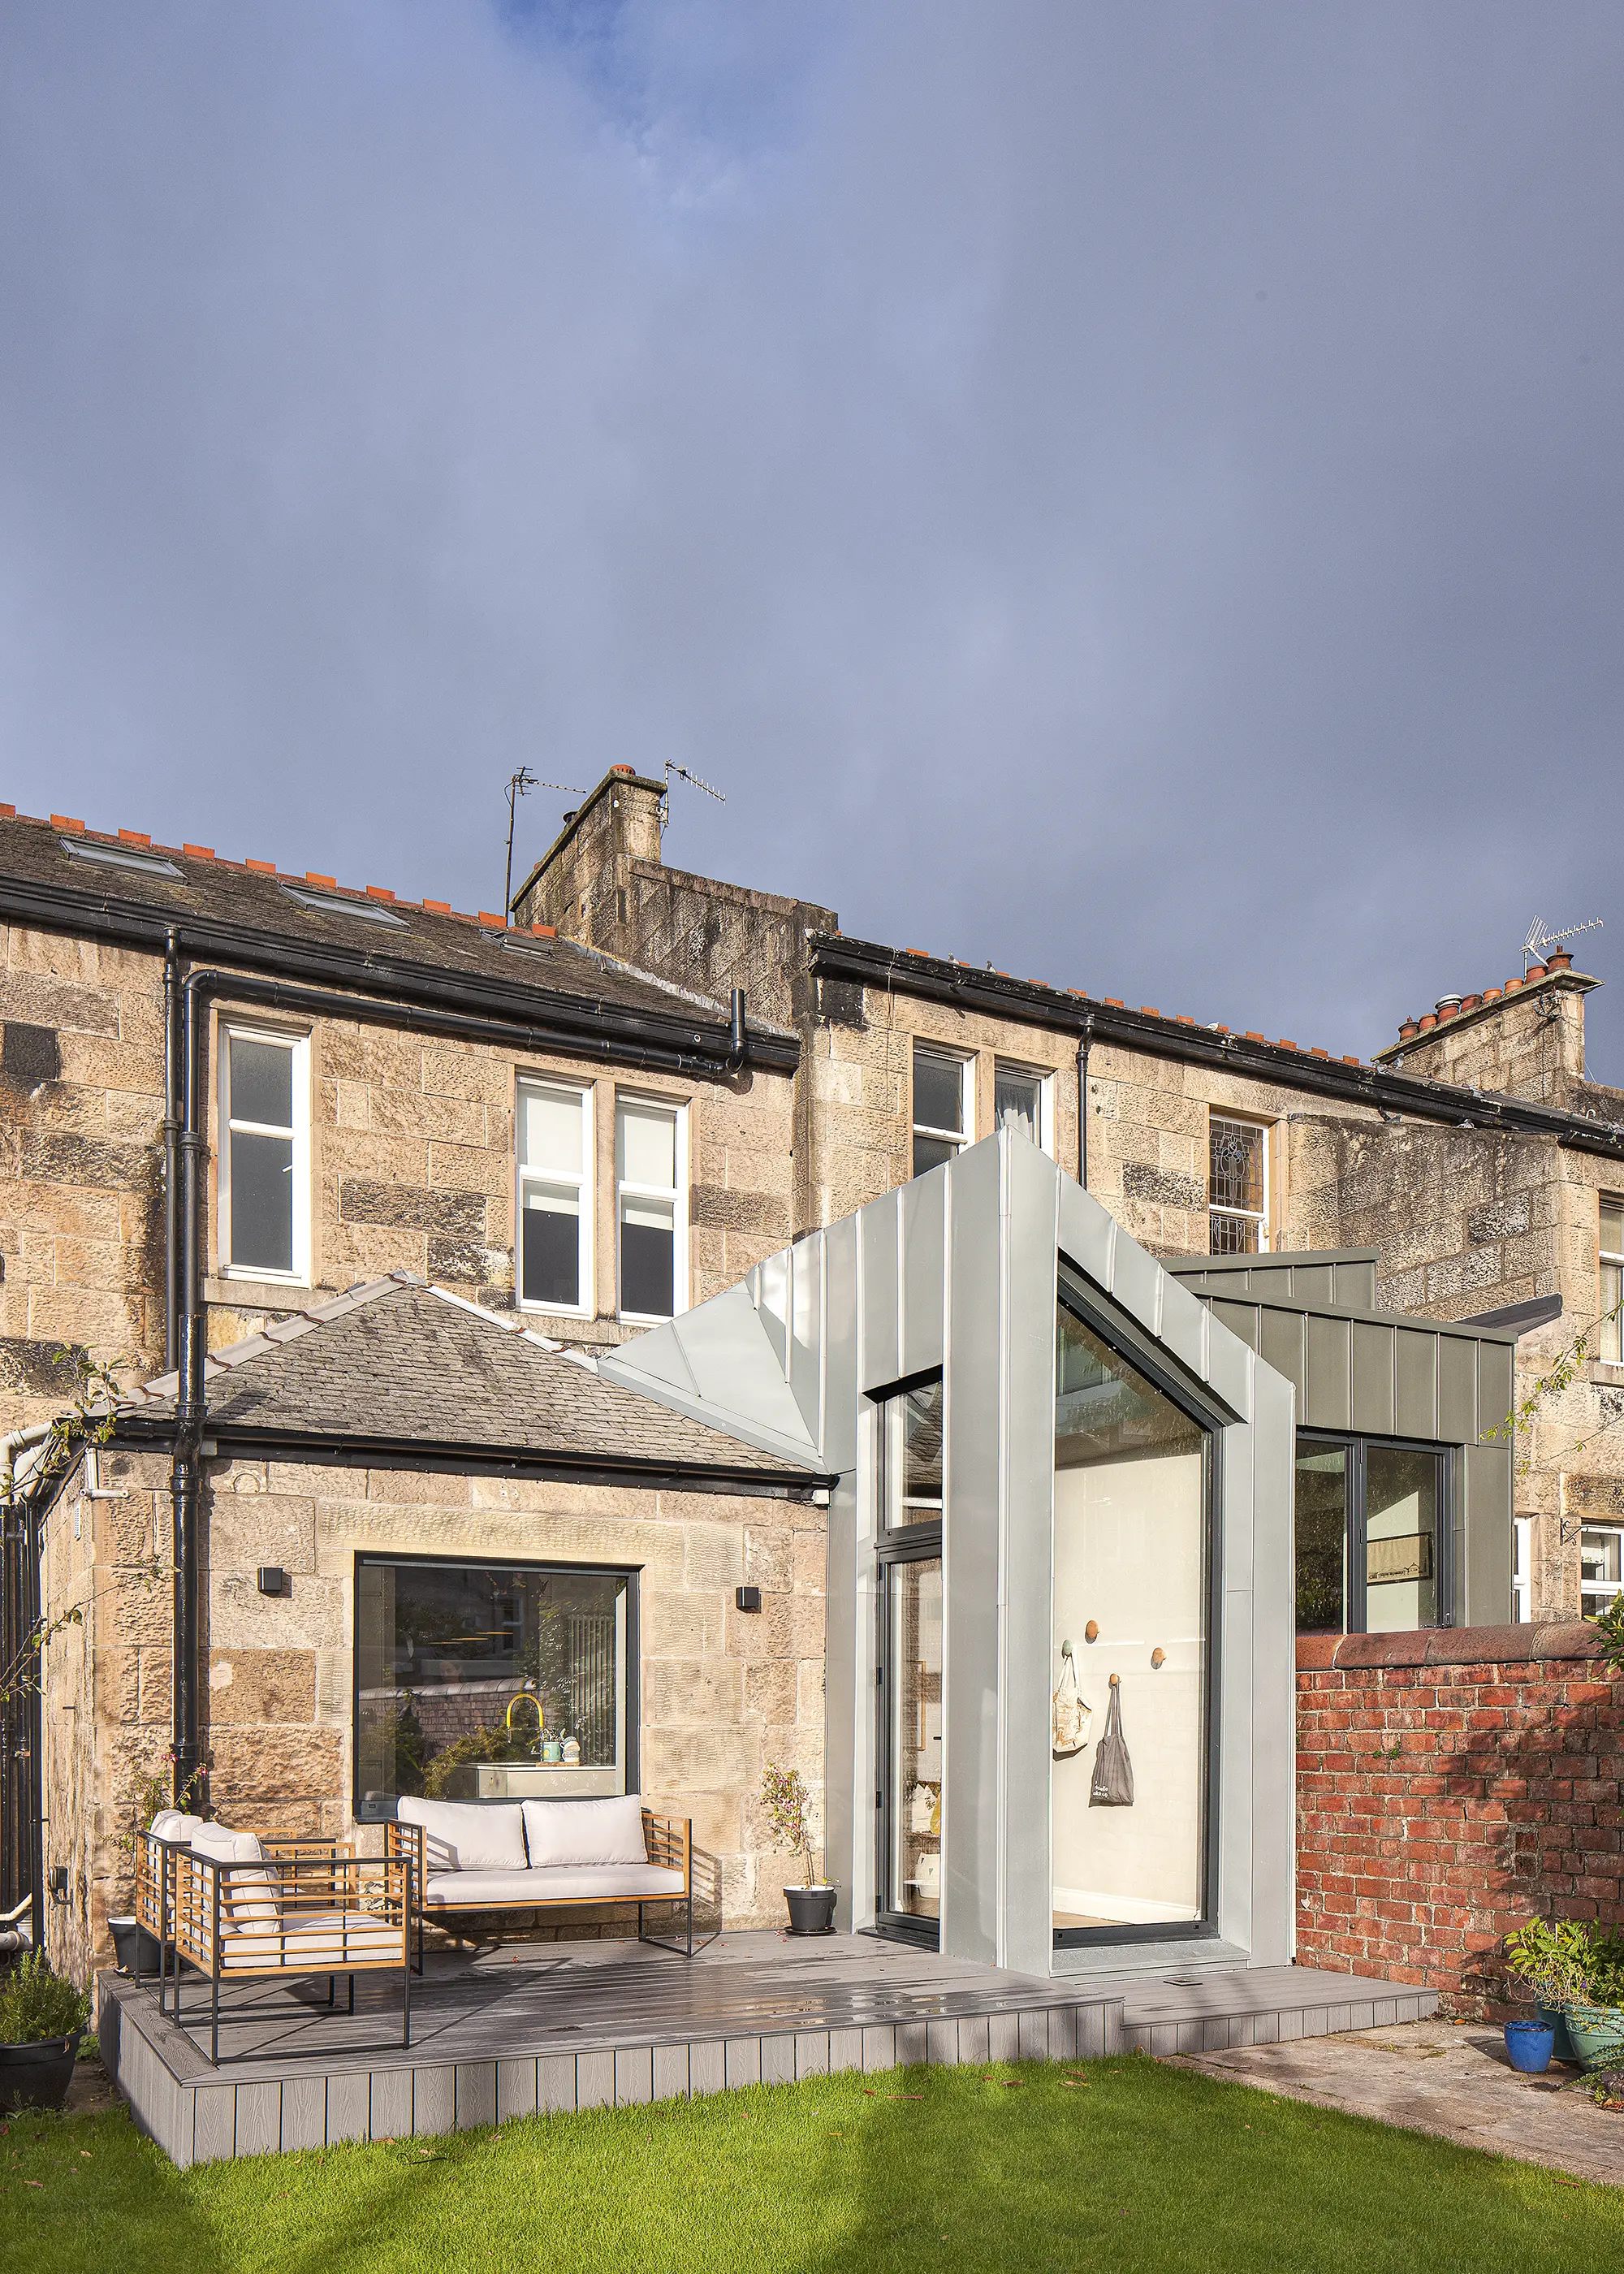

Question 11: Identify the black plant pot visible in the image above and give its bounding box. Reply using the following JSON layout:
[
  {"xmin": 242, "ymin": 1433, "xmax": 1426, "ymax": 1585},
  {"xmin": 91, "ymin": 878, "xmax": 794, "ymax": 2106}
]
[
  {"xmin": 108, "ymin": 1917, "xmax": 166, "ymax": 1978},
  {"xmin": 0, "ymin": 2035, "xmax": 78, "ymax": 2114},
  {"xmin": 784, "ymin": 1884, "xmax": 839, "ymax": 1935}
]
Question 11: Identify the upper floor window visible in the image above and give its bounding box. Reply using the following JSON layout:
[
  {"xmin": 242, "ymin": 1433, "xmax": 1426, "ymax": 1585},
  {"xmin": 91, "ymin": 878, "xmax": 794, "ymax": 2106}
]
[
  {"xmin": 994, "ymin": 1061, "xmax": 1051, "ymax": 1155},
  {"xmin": 1600, "ymin": 1195, "xmax": 1622, "ymax": 1363},
  {"xmin": 617, "ymin": 1096, "xmax": 685, "ymax": 1321},
  {"xmin": 218, "ymin": 1025, "xmax": 309, "ymax": 1281},
  {"xmin": 517, "ymin": 1080, "xmax": 592, "ymax": 1315},
  {"xmin": 1209, "ymin": 1115, "xmax": 1268, "ymax": 1254},
  {"xmin": 1581, "ymin": 1525, "xmax": 1623, "ymax": 1619},
  {"xmin": 913, "ymin": 1045, "xmax": 971, "ymax": 1175}
]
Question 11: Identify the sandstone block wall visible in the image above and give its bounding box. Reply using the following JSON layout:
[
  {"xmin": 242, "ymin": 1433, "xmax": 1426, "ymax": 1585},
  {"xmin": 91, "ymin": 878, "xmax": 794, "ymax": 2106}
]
[
  {"xmin": 1294, "ymin": 1625, "xmax": 1622, "ymax": 2015},
  {"xmin": 0, "ymin": 919, "xmax": 795, "ymax": 1440},
  {"xmin": 40, "ymin": 1446, "xmax": 826, "ymax": 1978}
]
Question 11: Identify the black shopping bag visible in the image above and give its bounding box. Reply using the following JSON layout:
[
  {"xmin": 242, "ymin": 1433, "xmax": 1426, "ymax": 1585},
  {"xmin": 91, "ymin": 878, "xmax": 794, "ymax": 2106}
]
[{"xmin": 1089, "ymin": 1676, "xmax": 1134, "ymax": 1808}]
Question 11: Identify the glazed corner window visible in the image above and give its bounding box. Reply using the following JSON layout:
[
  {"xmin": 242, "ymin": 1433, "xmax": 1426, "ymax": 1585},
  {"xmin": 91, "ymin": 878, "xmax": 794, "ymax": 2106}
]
[
  {"xmin": 1581, "ymin": 1525, "xmax": 1623, "ymax": 1620},
  {"xmin": 913, "ymin": 1046, "xmax": 970, "ymax": 1175},
  {"xmin": 883, "ymin": 1378, "xmax": 944, "ymax": 1529},
  {"xmin": 1208, "ymin": 1115, "xmax": 1268, "ymax": 1255},
  {"xmin": 1294, "ymin": 1436, "xmax": 1444, "ymax": 1635},
  {"xmin": 1600, "ymin": 1195, "xmax": 1623, "ymax": 1363},
  {"xmin": 617, "ymin": 1096, "xmax": 685, "ymax": 1321},
  {"xmin": 994, "ymin": 1061, "xmax": 1050, "ymax": 1154},
  {"xmin": 219, "ymin": 1026, "xmax": 309, "ymax": 1280},
  {"xmin": 518, "ymin": 1080, "xmax": 591, "ymax": 1314},
  {"xmin": 353, "ymin": 1557, "xmax": 629, "ymax": 1821}
]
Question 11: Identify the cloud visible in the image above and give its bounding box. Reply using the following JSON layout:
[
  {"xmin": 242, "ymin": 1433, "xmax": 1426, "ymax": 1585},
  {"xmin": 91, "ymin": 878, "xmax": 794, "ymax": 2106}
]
[{"xmin": 1, "ymin": 2, "xmax": 1621, "ymax": 1073}]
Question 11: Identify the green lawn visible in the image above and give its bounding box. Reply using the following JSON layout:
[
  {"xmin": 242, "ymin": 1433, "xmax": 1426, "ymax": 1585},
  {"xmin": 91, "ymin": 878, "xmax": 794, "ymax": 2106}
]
[{"xmin": 1, "ymin": 2053, "xmax": 1618, "ymax": 2274}]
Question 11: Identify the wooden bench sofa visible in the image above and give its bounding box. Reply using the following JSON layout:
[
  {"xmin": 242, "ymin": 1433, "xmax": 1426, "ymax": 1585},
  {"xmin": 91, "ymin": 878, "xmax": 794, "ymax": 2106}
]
[{"xmin": 385, "ymin": 1793, "xmax": 715, "ymax": 1958}]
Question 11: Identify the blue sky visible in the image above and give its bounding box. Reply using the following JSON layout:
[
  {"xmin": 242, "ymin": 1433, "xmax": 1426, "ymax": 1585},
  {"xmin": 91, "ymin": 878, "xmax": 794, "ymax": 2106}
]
[{"xmin": 2, "ymin": 2, "xmax": 1622, "ymax": 1078}]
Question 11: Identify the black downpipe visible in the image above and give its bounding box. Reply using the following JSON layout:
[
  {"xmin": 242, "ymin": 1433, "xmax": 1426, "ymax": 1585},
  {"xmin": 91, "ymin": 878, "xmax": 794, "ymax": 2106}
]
[
  {"xmin": 728, "ymin": 987, "xmax": 745, "ymax": 1068},
  {"xmin": 170, "ymin": 974, "xmax": 206, "ymax": 1809},
  {"xmin": 1077, "ymin": 1012, "xmax": 1094, "ymax": 1191},
  {"xmin": 162, "ymin": 929, "xmax": 181, "ymax": 1373}
]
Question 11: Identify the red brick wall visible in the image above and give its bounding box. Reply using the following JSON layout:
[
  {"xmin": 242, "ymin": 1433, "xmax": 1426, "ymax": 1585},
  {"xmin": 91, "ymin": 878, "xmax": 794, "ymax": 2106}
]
[{"xmin": 1295, "ymin": 1624, "xmax": 1624, "ymax": 2016}]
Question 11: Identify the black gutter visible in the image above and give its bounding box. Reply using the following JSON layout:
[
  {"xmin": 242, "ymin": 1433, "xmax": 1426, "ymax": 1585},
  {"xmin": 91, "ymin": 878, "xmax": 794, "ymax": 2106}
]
[
  {"xmin": 111, "ymin": 1416, "xmax": 832, "ymax": 1499},
  {"xmin": 813, "ymin": 933, "xmax": 1624, "ymax": 1162},
  {"xmin": 0, "ymin": 873, "xmax": 799, "ymax": 1074}
]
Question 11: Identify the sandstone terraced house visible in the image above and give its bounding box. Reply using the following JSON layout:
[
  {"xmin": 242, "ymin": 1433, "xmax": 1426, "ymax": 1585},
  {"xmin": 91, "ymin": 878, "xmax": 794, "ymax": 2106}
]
[{"xmin": 0, "ymin": 796, "xmax": 801, "ymax": 1926}]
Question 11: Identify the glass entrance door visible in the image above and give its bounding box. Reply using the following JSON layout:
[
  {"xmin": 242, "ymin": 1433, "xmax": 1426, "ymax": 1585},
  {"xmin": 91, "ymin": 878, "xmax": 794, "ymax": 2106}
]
[{"xmin": 879, "ymin": 1555, "xmax": 944, "ymax": 1936}]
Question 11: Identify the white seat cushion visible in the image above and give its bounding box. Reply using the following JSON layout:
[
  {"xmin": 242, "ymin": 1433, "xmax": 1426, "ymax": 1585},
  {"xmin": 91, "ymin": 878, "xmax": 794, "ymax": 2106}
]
[
  {"xmin": 424, "ymin": 1864, "xmax": 685, "ymax": 1907},
  {"xmin": 396, "ymin": 1796, "xmax": 527, "ymax": 1874},
  {"xmin": 218, "ymin": 1909, "xmax": 405, "ymax": 1969},
  {"xmin": 521, "ymin": 1796, "xmax": 649, "ymax": 1868}
]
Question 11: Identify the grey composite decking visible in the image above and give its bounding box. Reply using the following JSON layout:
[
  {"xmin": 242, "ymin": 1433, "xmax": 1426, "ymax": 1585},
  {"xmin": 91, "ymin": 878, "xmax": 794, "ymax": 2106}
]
[{"xmin": 97, "ymin": 1931, "xmax": 1437, "ymax": 2167}]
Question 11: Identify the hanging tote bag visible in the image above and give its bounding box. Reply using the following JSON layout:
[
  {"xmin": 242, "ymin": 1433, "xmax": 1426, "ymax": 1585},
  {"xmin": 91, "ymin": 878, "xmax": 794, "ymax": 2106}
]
[
  {"xmin": 1052, "ymin": 1645, "xmax": 1093, "ymax": 1758},
  {"xmin": 1089, "ymin": 1675, "xmax": 1135, "ymax": 1807}
]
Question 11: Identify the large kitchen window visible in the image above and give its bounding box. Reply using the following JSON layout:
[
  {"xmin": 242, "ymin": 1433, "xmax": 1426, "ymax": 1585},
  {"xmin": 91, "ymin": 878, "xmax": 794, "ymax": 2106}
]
[
  {"xmin": 912, "ymin": 1045, "xmax": 971, "ymax": 1175},
  {"xmin": 1208, "ymin": 1115, "xmax": 1268, "ymax": 1254},
  {"xmin": 617, "ymin": 1096, "xmax": 685, "ymax": 1321},
  {"xmin": 218, "ymin": 1024, "xmax": 309, "ymax": 1281},
  {"xmin": 1052, "ymin": 1292, "xmax": 1213, "ymax": 1943},
  {"xmin": 1294, "ymin": 1435, "xmax": 1448, "ymax": 1634},
  {"xmin": 1601, "ymin": 1195, "xmax": 1622, "ymax": 1363},
  {"xmin": 353, "ymin": 1556, "xmax": 630, "ymax": 1820},
  {"xmin": 517, "ymin": 1079, "xmax": 592, "ymax": 1315}
]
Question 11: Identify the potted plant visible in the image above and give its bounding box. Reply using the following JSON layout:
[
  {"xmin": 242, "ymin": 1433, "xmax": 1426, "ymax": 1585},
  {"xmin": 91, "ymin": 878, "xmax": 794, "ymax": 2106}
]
[
  {"xmin": 0, "ymin": 1950, "xmax": 91, "ymax": 2113},
  {"xmin": 1505, "ymin": 1916, "xmax": 1591, "ymax": 2064},
  {"xmin": 1565, "ymin": 1928, "xmax": 1624, "ymax": 2077},
  {"xmin": 762, "ymin": 1763, "xmax": 837, "ymax": 1935}
]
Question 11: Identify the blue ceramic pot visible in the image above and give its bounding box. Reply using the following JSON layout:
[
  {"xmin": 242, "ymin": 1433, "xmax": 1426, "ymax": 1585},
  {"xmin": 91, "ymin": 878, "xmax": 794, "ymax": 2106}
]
[
  {"xmin": 1535, "ymin": 2001, "xmax": 1577, "ymax": 2063},
  {"xmin": 1504, "ymin": 2020, "xmax": 1555, "ymax": 2074}
]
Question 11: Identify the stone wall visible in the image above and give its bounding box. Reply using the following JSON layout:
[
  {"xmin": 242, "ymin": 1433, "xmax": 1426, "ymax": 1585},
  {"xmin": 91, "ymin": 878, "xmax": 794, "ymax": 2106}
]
[
  {"xmin": 39, "ymin": 1445, "xmax": 826, "ymax": 1978},
  {"xmin": 1294, "ymin": 1625, "xmax": 1622, "ymax": 2015},
  {"xmin": 0, "ymin": 919, "xmax": 797, "ymax": 1442}
]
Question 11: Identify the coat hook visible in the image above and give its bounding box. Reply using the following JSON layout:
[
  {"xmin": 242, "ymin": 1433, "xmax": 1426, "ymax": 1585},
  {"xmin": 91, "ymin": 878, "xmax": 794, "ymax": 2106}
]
[
  {"xmin": 1108, "ymin": 1671, "xmax": 1120, "ymax": 1688},
  {"xmin": 1084, "ymin": 1619, "xmax": 1099, "ymax": 1644},
  {"xmin": 1060, "ymin": 1639, "xmax": 1073, "ymax": 1661},
  {"xmin": 1151, "ymin": 1648, "xmax": 1166, "ymax": 1670}
]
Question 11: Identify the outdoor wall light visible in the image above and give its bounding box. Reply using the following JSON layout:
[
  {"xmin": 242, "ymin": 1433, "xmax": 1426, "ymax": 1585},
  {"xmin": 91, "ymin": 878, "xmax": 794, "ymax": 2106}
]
[
  {"xmin": 257, "ymin": 1567, "xmax": 292, "ymax": 1597},
  {"xmin": 48, "ymin": 1865, "xmax": 69, "ymax": 1905},
  {"xmin": 736, "ymin": 1585, "xmax": 762, "ymax": 1613}
]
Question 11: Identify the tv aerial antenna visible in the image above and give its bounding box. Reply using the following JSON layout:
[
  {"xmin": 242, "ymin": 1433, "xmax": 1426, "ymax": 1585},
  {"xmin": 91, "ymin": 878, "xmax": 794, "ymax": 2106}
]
[
  {"xmin": 660, "ymin": 761, "xmax": 725, "ymax": 828},
  {"xmin": 1522, "ymin": 914, "xmax": 1602, "ymax": 973},
  {"xmin": 503, "ymin": 769, "xmax": 585, "ymax": 926}
]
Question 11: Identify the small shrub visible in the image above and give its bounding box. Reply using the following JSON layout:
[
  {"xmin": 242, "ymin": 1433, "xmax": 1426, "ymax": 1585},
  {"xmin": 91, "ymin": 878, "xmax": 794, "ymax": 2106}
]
[
  {"xmin": 0, "ymin": 1950, "xmax": 90, "ymax": 2046},
  {"xmin": 1505, "ymin": 1917, "xmax": 1624, "ymax": 2010},
  {"xmin": 761, "ymin": 1762, "xmax": 820, "ymax": 1888}
]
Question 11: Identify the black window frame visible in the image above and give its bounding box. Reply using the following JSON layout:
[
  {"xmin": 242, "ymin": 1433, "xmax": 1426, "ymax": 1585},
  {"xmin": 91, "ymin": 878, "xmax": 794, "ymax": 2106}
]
[
  {"xmin": 352, "ymin": 1550, "xmax": 641, "ymax": 1823},
  {"xmin": 1294, "ymin": 1431, "xmax": 1455, "ymax": 1636},
  {"xmin": 872, "ymin": 1366, "xmax": 945, "ymax": 1952},
  {"xmin": 1052, "ymin": 1266, "xmax": 1228, "ymax": 1952}
]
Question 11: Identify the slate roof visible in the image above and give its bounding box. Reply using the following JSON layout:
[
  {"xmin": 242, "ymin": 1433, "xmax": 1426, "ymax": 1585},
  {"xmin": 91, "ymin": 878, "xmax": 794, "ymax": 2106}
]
[
  {"xmin": 0, "ymin": 806, "xmax": 792, "ymax": 1044},
  {"xmin": 125, "ymin": 1275, "xmax": 820, "ymax": 1478}
]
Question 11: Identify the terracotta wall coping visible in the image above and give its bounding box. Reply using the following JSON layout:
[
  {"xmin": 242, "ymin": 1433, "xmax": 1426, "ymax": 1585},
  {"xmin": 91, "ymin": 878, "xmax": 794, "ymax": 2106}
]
[{"xmin": 1296, "ymin": 1623, "xmax": 1608, "ymax": 1672}]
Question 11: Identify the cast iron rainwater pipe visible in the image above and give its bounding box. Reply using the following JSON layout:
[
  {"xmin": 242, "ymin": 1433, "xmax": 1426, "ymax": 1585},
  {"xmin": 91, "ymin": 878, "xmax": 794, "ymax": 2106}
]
[{"xmin": 1076, "ymin": 1011, "xmax": 1094, "ymax": 1192}]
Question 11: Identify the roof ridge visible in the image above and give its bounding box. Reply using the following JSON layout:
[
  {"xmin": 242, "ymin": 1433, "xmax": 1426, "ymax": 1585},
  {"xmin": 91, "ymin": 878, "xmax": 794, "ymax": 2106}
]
[{"xmin": 130, "ymin": 1272, "xmax": 427, "ymax": 1401}]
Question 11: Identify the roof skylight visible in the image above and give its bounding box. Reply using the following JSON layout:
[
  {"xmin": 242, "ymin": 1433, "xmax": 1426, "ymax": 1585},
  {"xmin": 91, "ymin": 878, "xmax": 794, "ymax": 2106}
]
[
  {"xmin": 280, "ymin": 884, "xmax": 408, "ymax": 927},
  {"xmin": 58, "ymin": 837, "xmax": 184, "ymax": 880}
]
